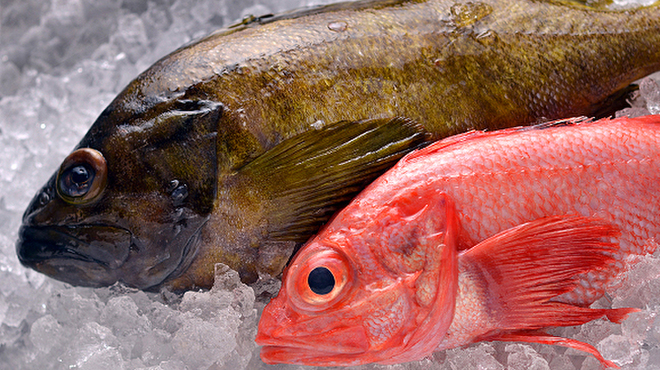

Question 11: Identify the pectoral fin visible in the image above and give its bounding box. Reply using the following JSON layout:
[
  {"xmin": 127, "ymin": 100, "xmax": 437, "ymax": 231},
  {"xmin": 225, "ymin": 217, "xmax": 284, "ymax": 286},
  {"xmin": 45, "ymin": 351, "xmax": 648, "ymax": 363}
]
[
  {"xmin": 238, "ymin": 117, "xmax": 429, "ymax": 243},
  {"xmin": 459, "ymin": 216, "xmax": 635, "ymax": 368}
]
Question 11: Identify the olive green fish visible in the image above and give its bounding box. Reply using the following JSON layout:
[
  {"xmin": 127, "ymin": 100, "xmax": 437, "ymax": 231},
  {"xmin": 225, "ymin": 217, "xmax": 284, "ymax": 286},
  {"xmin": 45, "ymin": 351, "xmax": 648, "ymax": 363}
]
[{"xmin": 17, "ymin": 0, "xmax": 660, "ymax": 291}]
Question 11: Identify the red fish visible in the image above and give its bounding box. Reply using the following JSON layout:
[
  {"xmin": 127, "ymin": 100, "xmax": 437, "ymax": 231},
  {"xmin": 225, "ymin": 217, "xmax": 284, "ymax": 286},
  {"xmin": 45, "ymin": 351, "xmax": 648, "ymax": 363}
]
[{"xmin": 256, "ymin": 115, "xmax": 660, "ymax": 367}]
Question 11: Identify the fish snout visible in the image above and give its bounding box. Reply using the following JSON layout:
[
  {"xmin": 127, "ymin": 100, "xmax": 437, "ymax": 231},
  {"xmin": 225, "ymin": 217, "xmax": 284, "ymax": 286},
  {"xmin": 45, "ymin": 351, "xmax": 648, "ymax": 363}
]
[
  {"xmin": 21, "ymin": 174, "xmax": 59, "ymax": 226},
  {"xmin": 257, "ymin": 296, "xmax": 370, "ymax": 363}
]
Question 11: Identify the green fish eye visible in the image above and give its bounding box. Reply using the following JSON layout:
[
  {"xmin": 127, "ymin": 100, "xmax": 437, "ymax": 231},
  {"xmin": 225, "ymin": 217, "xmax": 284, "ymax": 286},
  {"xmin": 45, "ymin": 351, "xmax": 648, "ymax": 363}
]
[
  {"xmin": 308, "ymin": 266, "xmax": 335, "ymax": 295},
  {"xmin": 56, "ymin": 148, "xmax": 108, "ymax": 205}
]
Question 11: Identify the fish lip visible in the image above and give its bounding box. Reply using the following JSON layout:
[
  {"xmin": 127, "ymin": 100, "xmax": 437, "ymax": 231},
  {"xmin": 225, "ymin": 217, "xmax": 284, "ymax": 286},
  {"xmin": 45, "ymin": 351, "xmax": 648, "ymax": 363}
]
[
  {"xmin": 16, "ymin": 224, "xmax": 131, "ymax": 268},
  {"xmin": 256, "ymin": 337, "xmax": 365, "ymax": 355},
  {"xmin": 258, "ymin": 343, "xmax": 368, "ymax": 366},
  {"xmin": 256, "ymin": 326, "xmax": 369, "ymax": 356}
]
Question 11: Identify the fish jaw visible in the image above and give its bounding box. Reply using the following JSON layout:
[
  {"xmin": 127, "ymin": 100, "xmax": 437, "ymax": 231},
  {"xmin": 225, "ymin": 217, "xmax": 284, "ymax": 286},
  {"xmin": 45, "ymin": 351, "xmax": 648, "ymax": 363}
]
[
  {"xmin": 257, "ymin": 274, "xmax": 417, "ymax": 366},
  {"xmin": 17, "ymin": 193, "xmax": 209, "ymax": 290},
  {"xmin": 257, "ymin": 302, "xmax": 371, "ymax": 366},
  {"xmin": 17, "ymin": 224, "xmax": 131, "ymax": 287}
]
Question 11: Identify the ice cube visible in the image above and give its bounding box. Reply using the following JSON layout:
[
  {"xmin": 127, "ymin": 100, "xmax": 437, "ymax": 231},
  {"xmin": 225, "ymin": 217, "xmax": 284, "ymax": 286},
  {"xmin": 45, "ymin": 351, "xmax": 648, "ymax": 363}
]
[
  {"xmin": 138, "ymin": 328, "xmax": 174, "ymax": 365},
  {"xmin": 100, "ymin": 295, "xmax": 152, "ymax": 358},
  {"xmin": 640, "ymin": 77, "xmax": 660, "ymax": 115},
  {"xmin": 505, "ymin": 343, "xmax": 551, "ymax": 370},
  {"xmin": 547, "ymin": 355, "xmax": 577, "ymax": 370},
  {"xmin": 597, "ymin": 334, "xmax": 641, "ymax": 367},
  {"xmin": 171, "ymin": 315, "xmax": 238, "ymax": 369},
  {"xmin": 111, "ymin": 14, "xmax": 149, "ymax": 63},
  {"xmin": 29, "ymin": 314, "xmax": 64, "ymax": 353},
  {"xmin": 445, "ymin": 343, "xmax": 505, "ymax": 370},
  {"xmin": 0, "ymin": 295, "xmax": 9, "ymax": 330},
  {"xmin": 46, "ymin": 287, "xmax": 104, "ymax": 326},
  {"xmin": 134, "ymin": 359, "xmax": 188, "ymax": 370},
  {"xmin": 57, "ymin": 321, "xmax": 123, "ymax": 370},
  {"xmin": 0, "ymin": 60, "xmax": 21, "ymax": 96},
  {"xmin": 100, "ymin": 295, "xmax": 151, "ymax": 336},
  {"xmin": 615, "ymin": 107, "xmax": 651, "ymax": 118}
]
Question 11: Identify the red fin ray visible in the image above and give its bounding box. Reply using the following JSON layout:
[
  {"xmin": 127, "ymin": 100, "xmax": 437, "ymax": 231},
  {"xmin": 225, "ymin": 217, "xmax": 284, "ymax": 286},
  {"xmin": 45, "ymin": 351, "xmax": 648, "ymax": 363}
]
[
  {"xmin": 487, "ymin": 331, "xmax": 624, "ymax": 368},
  {"xmin": 461, "ymin": 215, "xmax": 621, "ymax": 316},
  {"xmin": 459, "ymin": 216, "xmax": 634, "ymax": 366},
  {"xmin": 402, "ymin": 116, "xmax": 594, "ymax": 163}
]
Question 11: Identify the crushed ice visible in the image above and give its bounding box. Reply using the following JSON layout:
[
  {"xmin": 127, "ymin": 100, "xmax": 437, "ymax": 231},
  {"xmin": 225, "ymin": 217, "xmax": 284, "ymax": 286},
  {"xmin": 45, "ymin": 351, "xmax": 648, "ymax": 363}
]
[{"xmin": 1, "ymin": 0, "xmax": 660, "ymax": 369}]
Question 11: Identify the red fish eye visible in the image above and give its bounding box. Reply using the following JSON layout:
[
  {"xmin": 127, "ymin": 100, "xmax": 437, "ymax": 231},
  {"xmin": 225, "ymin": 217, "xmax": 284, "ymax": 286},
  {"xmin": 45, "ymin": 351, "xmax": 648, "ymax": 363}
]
[{"xmin": 286, "ymin": 247, "xmax": 353, "ymax": 312}]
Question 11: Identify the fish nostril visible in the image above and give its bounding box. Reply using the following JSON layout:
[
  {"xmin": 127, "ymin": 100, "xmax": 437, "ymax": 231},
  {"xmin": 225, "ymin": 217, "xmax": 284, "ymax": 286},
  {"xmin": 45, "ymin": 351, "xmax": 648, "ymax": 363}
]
[
  {"xmin": 38, "ymin": 192, "xmax": 50, "ymax": 206},
  {"xmin": 22, "ymin": 187, "xmax": 53, "ymax": 224},
  {"xmin": 172, "ymin": 183, "xmax": 189, "ymax": 207}
]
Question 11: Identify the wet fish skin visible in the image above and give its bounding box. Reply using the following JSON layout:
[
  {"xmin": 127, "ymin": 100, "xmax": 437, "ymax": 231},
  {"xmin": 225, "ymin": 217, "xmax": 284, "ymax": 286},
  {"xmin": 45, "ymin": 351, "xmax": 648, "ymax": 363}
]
[
  {"xmin": 17, "ymin": 0, "xmax": 660, "ymax": 291},
  {"xmin": 257, "ymin": 115, "xmax": 660, "ymax": 366}
]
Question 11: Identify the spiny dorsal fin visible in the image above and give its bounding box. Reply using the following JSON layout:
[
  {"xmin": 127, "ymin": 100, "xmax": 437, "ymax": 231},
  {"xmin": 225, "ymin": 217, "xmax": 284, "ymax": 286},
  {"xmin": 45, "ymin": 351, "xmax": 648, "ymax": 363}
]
[
  {"xmin": 403, "ymin": 116, "xmax": 594, "ymax": 163},
  {"xmin": 239, "ymin": 117, "xmax": 428, "ymax": 242}
]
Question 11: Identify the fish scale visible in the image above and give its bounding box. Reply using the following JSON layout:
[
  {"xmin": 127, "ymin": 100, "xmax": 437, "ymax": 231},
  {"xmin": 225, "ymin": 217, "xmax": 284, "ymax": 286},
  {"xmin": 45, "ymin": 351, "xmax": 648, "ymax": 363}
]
[
  {"xmin": 381, "ymin": 115, "xmax": 660, "ymax": 306},
  {"xmin": 381, "ymin": 119, "xmax": 660, "ymax": 260}
]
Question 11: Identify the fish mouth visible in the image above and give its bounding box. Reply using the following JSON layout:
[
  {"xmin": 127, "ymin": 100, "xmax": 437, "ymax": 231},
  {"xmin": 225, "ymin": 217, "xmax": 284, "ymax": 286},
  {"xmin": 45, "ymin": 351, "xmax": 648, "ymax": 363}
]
[
  {"xmin": 17, "ymin": 225, "xmax": 132, "ymax": 286},
  {"xmin": 259, "ymin": 345, "xmax": 363, "ymax": 366},
  {"xmin": 258, "ymin": 343, "xmax": 368, "ymax": 366}
]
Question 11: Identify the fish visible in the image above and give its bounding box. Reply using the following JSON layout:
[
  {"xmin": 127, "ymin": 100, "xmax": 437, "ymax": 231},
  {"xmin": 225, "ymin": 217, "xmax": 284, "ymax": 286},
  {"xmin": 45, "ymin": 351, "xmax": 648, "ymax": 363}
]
[
  {"xmin": 256, "ymin": 114, "xmax": 660, "ymax": 367},
  {"xmin": 17, "ymin": 0, "xmax": 660, "ymax": 291}
]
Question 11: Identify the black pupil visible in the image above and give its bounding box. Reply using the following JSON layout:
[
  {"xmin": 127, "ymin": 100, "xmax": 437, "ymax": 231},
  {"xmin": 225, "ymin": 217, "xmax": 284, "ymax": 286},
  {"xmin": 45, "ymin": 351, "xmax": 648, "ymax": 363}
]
[
  {"xmin": 71, "ymin": 166, "xmax": 89, "ymax": 184},
  {"xmin": 60, "ymin": 164, "xmax": 94, "ymax": 197},
  {"xmin": 308, "ymin": 267, "xmax": 335, "ymax": 295}
]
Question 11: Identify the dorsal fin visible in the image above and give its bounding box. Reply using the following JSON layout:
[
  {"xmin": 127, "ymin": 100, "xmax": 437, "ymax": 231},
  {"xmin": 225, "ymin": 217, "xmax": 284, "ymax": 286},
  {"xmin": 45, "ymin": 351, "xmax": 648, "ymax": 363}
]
[{"xmin": 402, "ymin": 116, "xmax": 593, "ymax": 163}]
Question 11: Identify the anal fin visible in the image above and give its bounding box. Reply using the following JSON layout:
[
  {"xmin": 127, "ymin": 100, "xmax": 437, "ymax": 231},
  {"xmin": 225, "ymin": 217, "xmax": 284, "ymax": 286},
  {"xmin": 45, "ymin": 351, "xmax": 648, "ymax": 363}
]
[{"xmin": 489, "ymin": 331, "xmax": 627, "ymax": 369}]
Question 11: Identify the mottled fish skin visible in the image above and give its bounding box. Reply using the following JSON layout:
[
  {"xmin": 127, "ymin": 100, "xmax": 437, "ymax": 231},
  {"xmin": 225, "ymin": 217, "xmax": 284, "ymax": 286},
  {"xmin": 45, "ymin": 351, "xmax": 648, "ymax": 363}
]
[
  {"xmin": 17, "ymin": 0, "xmax": 660, "ymax": 291},
  {"xmin": 257, "ymin": 115, "xmax": 660, "ymax": 367}
]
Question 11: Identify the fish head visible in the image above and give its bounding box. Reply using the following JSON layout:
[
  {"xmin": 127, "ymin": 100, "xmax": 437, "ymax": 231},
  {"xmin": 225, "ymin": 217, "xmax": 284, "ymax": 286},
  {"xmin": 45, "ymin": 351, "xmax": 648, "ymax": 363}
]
[
  {"xmin": 257, "ymin": 189, "xmax": 460, "ymax": 366},
  {"xmin": 17, "ymin": 95, "xmax": 221, "ymax": 290}
]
